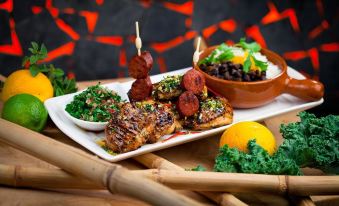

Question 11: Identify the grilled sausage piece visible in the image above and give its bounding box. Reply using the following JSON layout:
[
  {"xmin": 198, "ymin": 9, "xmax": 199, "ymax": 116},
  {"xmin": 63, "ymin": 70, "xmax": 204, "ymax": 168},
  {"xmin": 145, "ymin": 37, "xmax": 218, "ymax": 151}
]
[
  {"xmin": 176, "ymin": 91, "xmax": 199, "ymax": 117},
  {"xmin": 181, "ymin": 69, "xmax": 205, "ymax": 95},
  {"xmin": 128, "ymin": 51, "xmax": 153, "ymax": 79},
  {"xmin": 128, "ymin": 77, "xmax": 153, "ymax": 102}
]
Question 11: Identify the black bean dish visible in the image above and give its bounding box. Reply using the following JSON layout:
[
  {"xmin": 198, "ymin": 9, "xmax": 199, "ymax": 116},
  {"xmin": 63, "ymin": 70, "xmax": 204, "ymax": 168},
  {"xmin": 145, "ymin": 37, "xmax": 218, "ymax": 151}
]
[
  {"xmin": 198, "ymin": 38, "xmax": 275, "ymax": 82},
  {"xmin": 200, "ymin": 61, "xmax": 266, "ymax": 82}
]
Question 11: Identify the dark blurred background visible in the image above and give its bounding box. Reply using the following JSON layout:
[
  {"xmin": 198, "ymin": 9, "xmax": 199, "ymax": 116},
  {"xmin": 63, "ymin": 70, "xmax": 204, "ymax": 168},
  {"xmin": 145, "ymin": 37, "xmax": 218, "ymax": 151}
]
[{"xmin": 0, "ymin": 0, "xmax": 338, "ymax": 114}]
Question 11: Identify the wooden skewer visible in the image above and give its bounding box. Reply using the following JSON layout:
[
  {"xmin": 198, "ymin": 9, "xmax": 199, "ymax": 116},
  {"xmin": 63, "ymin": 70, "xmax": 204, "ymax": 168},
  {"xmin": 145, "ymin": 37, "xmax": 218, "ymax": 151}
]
[
  {"xmin": 133, "ymin": 153, "xmax": 247, "ymax": 206},
  {"xmin": 135, "ymin": 21, "xmax": 142, "ymax": 56},
  {"xmin": 0, "ymin": 118, "xmax": 203, "ymax": 206},
  {"xmin": 193, "ymin": 37, "xmax": 201, "ymax": 65}
]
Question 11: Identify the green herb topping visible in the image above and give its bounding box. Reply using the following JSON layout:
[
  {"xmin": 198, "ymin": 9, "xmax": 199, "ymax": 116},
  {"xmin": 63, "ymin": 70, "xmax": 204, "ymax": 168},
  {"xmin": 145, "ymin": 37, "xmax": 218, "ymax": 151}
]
[
  {"xmin": 65, "ymin": 84, "xmax": 122, "ymax": 122},
  {"xmin": 23, "ymin": 42, "xmax": 78, "ymax": 96},
  {"xmin": 199, "ymin": 43, "xmax": 234, "ymax": 65},
  {"xmin": 135, "ymin": 102, "xmax": 156, "ymax": 112},
  {"xmin": 157, "ymin": 75, "xmax": 182, "ymax": 93},
  {"xmin": 201, "ymin": 98, "xmax": 224, "ymax": 112},
  {"xmin": 235, "ymin": 38, "xmax": 268, "ymax": 73}
]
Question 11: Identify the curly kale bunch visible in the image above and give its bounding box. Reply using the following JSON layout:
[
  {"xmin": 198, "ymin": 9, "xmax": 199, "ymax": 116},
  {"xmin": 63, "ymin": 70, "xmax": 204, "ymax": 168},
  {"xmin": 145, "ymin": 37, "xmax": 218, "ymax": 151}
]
[
  {"xmin": 214, "ymin": 139, "xmax": 301, "ymax": 175},
  {"xmin": 279, "ymin": 112, "xmax": 339, "ymax": 174},
  {"xmin": 214, "ymin": 112, "xmax": 339, "ymax": 175}
]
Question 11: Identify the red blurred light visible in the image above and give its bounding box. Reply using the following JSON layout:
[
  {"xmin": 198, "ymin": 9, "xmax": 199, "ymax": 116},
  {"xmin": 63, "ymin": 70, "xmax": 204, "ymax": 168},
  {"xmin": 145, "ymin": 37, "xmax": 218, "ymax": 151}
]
[
  {"xmin": 79, "ymin": 11, "xmax": 98, "ymax": 33},
  {"xmin": 163, "ymin": 1, "xmax": 193, "ymax": 16},
  {"xmin": 41, "ymin": 42, "xmax": 75, "ymax": 62},
  {"xmin": 245, "ymin": 25, "xmax": 267, "ymax": 48},
  {"xmin": 151, "ymin": 36, "xmax": 185, "ymax": 53},
  {"xmin": 219, "ymin": 19, "xmax": 237, "ymax": 33},
  {"xmin": 95, "ymin": 36, "xmax": 123, "ymax": 46}
]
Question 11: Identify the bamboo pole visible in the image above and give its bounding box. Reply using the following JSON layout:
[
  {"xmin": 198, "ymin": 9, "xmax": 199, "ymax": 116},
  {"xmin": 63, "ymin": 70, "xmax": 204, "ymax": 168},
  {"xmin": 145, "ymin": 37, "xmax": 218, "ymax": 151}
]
[
  {"xmin": 2, "ymin": 164, "xmax": 338, "ymax": 196},
  {"xmin": 133, "ymin": 153, "xmax": 247, "ymax": 206},
  {"xmin": 0, "ymin": 118, "xmax": 202, "ymax": 206},
  {"xmin": 0, "ymin": 186, "xmax": 148, "ymax": 206},
  {"xmin": 0, "ymin": 164, "xmax": 101, "ymax": 189},
  {"xmin": 131, "ymin": 169, "xmax": 339, "ymax": 196}
]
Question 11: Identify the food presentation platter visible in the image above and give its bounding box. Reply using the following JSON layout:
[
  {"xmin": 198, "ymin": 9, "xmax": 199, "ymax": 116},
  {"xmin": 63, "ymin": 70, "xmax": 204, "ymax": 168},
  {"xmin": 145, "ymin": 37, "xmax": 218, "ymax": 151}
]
[{"xmin": 45, "ymin": 66, "xmax": 323, "ymax": 162}]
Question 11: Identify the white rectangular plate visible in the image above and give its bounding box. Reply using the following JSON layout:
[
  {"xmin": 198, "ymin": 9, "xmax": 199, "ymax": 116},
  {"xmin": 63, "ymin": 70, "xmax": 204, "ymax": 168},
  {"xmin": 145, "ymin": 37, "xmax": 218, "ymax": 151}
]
[{"xmin": 45, "ymin": 67, "xmax": 323, "ymax": 162}]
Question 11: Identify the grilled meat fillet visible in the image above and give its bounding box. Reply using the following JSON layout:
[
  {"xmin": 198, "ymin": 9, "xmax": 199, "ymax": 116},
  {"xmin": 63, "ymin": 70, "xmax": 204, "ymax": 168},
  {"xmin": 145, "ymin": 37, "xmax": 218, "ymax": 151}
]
[
  {"xmin": 105, "ymin": 101, "xmax": 177, "ymax": 153},
  {"xmin": 105, "ymin": 103, "xmax": 156, "ymax": 153},
  {"xmin": 153, "ymin": 75, "xmax": 183, "ymax": 100},
  {"xmin": 183, "ymin": 97, "xmax": 233, "ymax": 130}
]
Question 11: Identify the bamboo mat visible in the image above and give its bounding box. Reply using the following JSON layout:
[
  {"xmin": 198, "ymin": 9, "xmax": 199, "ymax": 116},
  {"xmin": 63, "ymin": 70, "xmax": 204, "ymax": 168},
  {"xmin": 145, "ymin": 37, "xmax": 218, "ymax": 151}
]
[{"xmin": 0, "ymin": 78, "xmax": 338, "ymax": 206}]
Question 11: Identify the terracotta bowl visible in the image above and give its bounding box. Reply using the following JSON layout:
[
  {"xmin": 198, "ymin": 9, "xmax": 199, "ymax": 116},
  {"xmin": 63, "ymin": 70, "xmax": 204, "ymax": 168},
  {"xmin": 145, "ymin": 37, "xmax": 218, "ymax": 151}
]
[{"xmin": 195, "ymin": 46, "xmax": 324, "ymax": 108}]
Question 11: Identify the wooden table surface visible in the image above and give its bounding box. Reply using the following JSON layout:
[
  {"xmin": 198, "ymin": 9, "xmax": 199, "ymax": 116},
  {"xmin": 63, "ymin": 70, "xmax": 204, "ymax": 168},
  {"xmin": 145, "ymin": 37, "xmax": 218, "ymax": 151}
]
[{"xmin": 0, "ymin": 77, "xmax": 338, "ymax": 206}]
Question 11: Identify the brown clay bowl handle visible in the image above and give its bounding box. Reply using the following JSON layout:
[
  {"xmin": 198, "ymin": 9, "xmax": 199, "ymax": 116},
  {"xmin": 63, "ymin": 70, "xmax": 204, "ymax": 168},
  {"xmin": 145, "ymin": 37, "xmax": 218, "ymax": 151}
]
[{"xmin": 284, "ymin": 77, "xmax": 324, "ymax": 101}]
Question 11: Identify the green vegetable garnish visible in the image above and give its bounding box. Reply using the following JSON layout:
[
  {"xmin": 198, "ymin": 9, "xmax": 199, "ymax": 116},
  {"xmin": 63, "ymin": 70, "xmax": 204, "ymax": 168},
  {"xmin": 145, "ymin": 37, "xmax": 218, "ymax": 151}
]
[
  {"xmin": 187, "ymin": 165, "xmax": 207, "ymax": 171},
  {"xmin": 65, "ymin": 84, "xmax": 122, "ymax": 122},
  {"xmin": 235, "ymin": 38, "xmax": 268, "ymax": 73},
  {"xmin": 279, "ymin": 112, "xmax": 339, "ymax": 174},
  {"xmin": 214, "ymin": 139, "xmax": 301, "ymax": 175},
  {"xmin": 236, "ymin": 37, "xmax": 261, "ymax": 52},
  {"xmin": 201, "ymin": 98, "xmax": 224, "ymax": 112},
  {"xmin": 157, "ymin": 75, "xmax": 182, "ymax": 93},
  {"xmin": 198, "ymin": 43, "xmax": 234, "ymax": 65},
  {"xmin": 23, "ymin": 42, "xmax": 78, "ymax": 96}
]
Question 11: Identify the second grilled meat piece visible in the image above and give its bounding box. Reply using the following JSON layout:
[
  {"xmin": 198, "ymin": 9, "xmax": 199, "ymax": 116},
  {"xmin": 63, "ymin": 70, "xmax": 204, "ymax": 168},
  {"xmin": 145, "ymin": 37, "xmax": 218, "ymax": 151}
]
[
  {"xmin": 153, "ymin": 75, "xmax": 183, "ymax": 100},
  {"xmin": 135, "ymin": 100, "xmax": 177, "ymax": 143},
  {"xmin": 183, "ymin": 97, "xmax": 233, "ymax": 130}
]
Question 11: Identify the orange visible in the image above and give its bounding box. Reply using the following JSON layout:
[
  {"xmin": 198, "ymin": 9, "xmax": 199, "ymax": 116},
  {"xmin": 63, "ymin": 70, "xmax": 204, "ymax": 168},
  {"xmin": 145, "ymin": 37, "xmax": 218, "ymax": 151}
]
[
  {"xmin": 1, "ymin": 69, "xmax": 53, "ymax": 102},
  {"xmin": 220, "ymin": 121, "xmax": 277, "ymax": 155}
]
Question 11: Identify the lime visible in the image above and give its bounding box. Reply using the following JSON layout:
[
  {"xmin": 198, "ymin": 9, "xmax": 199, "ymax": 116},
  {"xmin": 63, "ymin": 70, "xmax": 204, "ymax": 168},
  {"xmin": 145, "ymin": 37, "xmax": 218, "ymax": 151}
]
[{"xmin": 1, "ymin": 93, "xmax": 48, "ymax": 132}]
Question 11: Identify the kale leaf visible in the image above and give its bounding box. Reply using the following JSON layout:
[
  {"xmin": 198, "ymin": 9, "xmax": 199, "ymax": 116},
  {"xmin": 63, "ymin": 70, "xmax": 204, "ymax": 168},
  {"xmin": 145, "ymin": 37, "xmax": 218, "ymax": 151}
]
[
  {"xmin": 279, "ymin": 112, "xmax": 339, "ymax": 174},
  {"xmin": 214, "ymin": 139, "xmax": 301, "ymax": 175}
]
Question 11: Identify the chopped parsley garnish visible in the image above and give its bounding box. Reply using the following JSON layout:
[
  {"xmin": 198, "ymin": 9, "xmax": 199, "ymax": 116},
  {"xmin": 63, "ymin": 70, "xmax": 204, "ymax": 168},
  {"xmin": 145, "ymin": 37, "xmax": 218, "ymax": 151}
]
[
  {"xmin": 135, "ymin": 102, "xmax": 156, "ymax": 112},
  {"xmin": 201, "ymin": 98, "xmax": 224, "ymax": 112},
  {"xmin": 199, "ymin": 43, "xmax": 234, "ymax": 65},
  {"xmin": 157, "ymin": 75, "xmax": 182, "ymax": 93},
  {"xmin": 65, "ymin": 84, "xmax": 122, "ymax": 122}
]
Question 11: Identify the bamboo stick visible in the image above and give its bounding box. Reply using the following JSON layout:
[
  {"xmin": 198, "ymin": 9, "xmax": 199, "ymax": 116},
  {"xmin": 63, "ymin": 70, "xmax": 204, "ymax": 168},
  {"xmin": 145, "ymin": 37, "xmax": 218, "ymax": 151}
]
[
  {"xmin": 0, "ymin": 118, "xmax": 202, "ymax": 206},
  {"xmin": 290, "ymin": 196, "xmax": 316, "ymax": 206},
  {"xmin": 1, "ymin": 162, "xmax": 337, "ymax": 198},
  {"xmin": 131, "ymin": 169, "xmax": 339, "ymax": 196},
  {"xmin": 133, "ymin": 153, "xmax": 247, "ymax": 206},
  {"xmin": 0, "ymin": 186, "xmax": 148, "ymax": 206},
  {"xmin": 0, "ymin": 164, "xmax": 101, "ymax": 189}
]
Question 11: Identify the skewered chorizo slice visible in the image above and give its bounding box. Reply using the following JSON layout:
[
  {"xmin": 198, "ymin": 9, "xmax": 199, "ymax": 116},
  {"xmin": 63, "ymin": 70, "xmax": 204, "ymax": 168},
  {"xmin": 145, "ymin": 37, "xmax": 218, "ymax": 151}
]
[
  {"xmin": 128, "ymin": 77, "xmax": 153, "ymax": 102},
  {"xmin": 177, "ymin": 91, "xmax": 199, "ymax": 117},
  {"xmin": 181, "ymin": 69, "xmax": 205, "ymax": 95},
  {"xmin": 128, "ymin": 51, "xmax": 153, "ymax": 79}
]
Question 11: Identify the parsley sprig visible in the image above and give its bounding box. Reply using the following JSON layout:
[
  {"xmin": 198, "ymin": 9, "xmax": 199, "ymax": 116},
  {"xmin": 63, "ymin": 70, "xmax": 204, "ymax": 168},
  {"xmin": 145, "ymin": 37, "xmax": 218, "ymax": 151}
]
[
  {"xmin": 236, "ymin": 38, "xmax": 268, "ymax": 73},
  {"xmin": 22, "ymin": 42, "xmax": 77, "ymax": 96}
]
